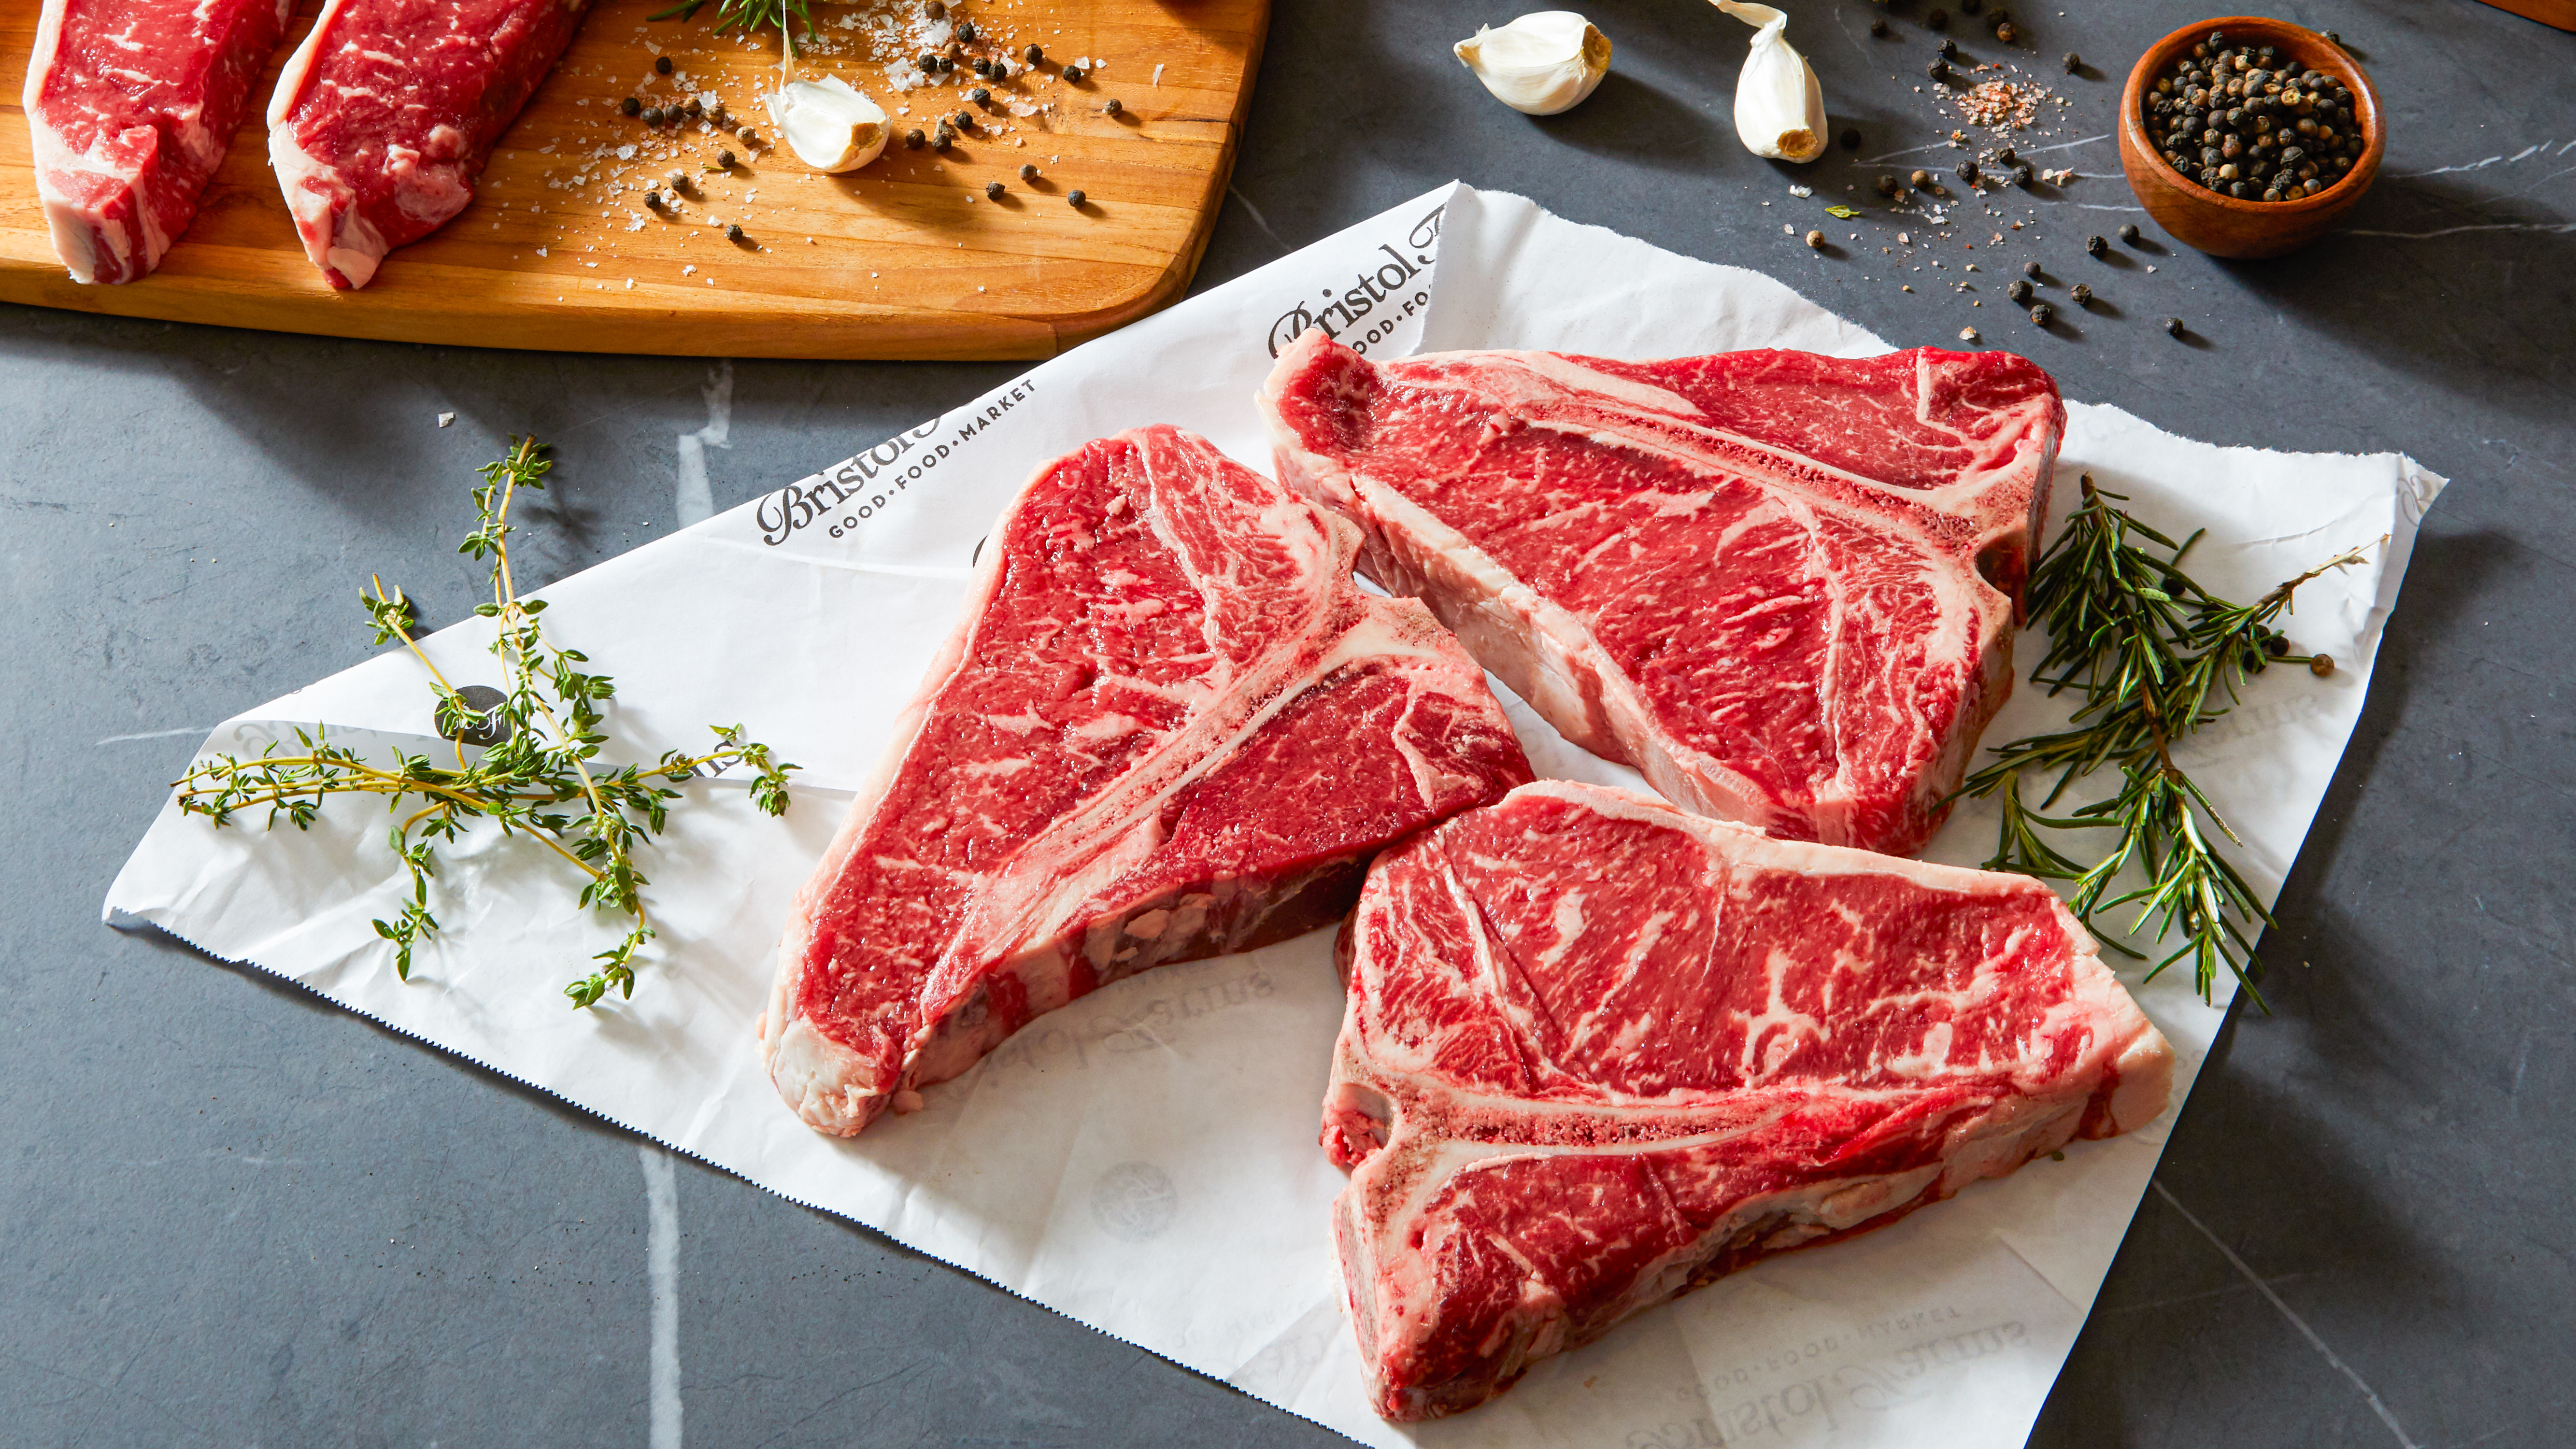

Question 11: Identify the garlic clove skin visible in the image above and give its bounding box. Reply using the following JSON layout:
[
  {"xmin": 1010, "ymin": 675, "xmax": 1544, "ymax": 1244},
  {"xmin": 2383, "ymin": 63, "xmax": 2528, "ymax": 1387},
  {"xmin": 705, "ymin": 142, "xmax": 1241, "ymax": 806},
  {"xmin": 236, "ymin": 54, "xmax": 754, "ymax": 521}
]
[
  {"xmin": 1454, "ymin": 12, "xmax": 1612, "ymax": 116},
  {"xmin": 1713, "ymin": 1, "xmax": 1826, "ymax": 163},
  {"xmin": 767, "ymin": 76, "xmax": 889, "ymax": 174}
]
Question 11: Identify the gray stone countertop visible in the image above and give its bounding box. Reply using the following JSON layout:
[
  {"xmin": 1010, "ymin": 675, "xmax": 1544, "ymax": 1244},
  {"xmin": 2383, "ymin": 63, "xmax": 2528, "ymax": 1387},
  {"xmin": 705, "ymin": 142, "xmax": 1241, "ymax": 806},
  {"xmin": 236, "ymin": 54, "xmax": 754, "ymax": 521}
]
[{"xmin": 3, "ymin": 1, "xmax": 2569, "ymax": 1445}]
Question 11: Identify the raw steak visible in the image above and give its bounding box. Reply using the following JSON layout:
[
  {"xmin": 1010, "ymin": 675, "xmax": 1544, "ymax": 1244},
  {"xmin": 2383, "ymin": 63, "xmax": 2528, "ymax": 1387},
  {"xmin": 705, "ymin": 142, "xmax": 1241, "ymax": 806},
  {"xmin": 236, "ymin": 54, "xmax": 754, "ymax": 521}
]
[
  {"xmin": 267, "ymin": 0, "xmax": 588, "ymax": 289},
  {"xmin": 1260, "ymin": 333, "xmax": 2066, "ymax": 854},
  {"xmin": 1322, "ymin": 780, "xmax": 2170, "ymax": 1420},
  {"xmin": 22, "ymin": 0, "xmax": 291, "ymax": 283},
  {"xmin": 762, "ymin": 426, "xmax": 1534, "ymax": 1136}
]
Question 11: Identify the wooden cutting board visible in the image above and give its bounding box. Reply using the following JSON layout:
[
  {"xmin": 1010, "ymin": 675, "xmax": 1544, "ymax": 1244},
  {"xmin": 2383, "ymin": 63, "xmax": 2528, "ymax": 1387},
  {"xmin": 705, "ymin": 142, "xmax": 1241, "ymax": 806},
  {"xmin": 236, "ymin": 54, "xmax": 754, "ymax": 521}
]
[{"xmin": 0, "ymin": 0, "xmax": 1267, "ymax": 358}]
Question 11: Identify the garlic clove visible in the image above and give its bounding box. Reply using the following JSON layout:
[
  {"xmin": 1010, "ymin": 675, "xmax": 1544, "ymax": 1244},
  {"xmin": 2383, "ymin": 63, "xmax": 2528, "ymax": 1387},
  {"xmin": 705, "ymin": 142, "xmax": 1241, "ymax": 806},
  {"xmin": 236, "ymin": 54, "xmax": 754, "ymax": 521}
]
[
  {"xmin": 767, "ymin": 76, "xmax": 889, "ymax": 173},
  {"xmin": 1454, "ymin": 12, "xmax": 1612, "ymax": 116},
  {"xmin": 1713, "ymin": 2, "xmax": 1826, "ymax": 163}
]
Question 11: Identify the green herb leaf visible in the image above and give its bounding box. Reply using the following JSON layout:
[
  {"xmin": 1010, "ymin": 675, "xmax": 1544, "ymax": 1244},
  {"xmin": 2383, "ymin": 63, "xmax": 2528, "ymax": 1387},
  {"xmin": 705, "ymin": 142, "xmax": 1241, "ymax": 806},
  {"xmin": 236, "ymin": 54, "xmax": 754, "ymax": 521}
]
[{"xmin": 1825, "ymin": 205, "xmax": 1861, "ymax": 219}]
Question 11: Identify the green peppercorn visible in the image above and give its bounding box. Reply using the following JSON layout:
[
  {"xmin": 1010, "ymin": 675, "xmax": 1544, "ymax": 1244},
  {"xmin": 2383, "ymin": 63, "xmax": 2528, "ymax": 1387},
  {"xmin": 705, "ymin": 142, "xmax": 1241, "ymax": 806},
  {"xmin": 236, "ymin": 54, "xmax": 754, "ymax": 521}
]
[
  {"xmin": 655, "ymin": 55, "xmax": 672, "ymax": 75},
  {"xmin": 985, "ymin": 181, "xmax": 1005, "ymax": 199},
  {"xmin": 1067, "ymin": 188, "xmax": 1086, "ymax": 206},
  {"xmin": 621, "ymin": 96, "xmax": 641, "ymax": 116}
]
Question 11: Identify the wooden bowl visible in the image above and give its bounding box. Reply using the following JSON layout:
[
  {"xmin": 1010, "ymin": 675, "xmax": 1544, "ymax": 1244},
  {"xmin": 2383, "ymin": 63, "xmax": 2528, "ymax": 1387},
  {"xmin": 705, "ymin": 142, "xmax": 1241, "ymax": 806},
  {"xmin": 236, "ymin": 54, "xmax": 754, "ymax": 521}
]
[{"xmin": 2117, "ymin": 16, "xmax": 2385, "ymax": 259}]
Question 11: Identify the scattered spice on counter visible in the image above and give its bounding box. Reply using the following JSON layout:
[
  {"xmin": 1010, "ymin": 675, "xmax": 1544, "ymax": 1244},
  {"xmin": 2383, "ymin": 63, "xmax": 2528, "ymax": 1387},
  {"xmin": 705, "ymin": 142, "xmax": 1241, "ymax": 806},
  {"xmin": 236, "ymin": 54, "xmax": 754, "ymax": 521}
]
[
  {"xmin": 2118, "ymin": 222, "xmax": 2142, "ymax": 243},
  {"xmin": 1066, "ymin": 188, "xmax": 1086, "ymax": 206},
  {"xmin": 1024, "ymin": 43, "xmax": 1042, "ymax": 64},
  {"xmin": 2084, "ymin": 233, "xmax": 2107, "ymax": 256},
  {"xmin": 1019, "ymin": 162, "xmax": 1038, "ymax": 180},
  {"xmin": 2164, "ymin": 316, "xmax": 2187, "ymax": 337},
  {"xmin": 1959, "ymin": 326, "xmax": 1979, "ymax": 341},
  {"xmin": 1103, "ymin": 97, "xmax": 1121, "ymax": 115},
  {"xmin": 2069, "ymin": 282, "xmax": 2092, "ymax": 305},
  {"xmin": 1805, "ymin": 229, "xmax": 1825, "ymax": 248},
  {"xmin": 726, "ymin": 223, "xmax": 743, "ymax": 241},
  {"xmin": 655, "ymin": 54, "xmax": 673, "ymax": 75},
  {"xmin": 1063, "ymin": 63, "xmax": 1085, "ymax": 83},
  {"xmin": 985, "ymin": 180, "xmax": 1004, "ymax": 199},
  {"xmin": 1870, "ymin": 17, "xmax": 1888, "ymax": 37},
  {"xmin": 2006, "ymin": 278, "xmax": 2032, "ymax": 303},
  {"xmin": 2027, "ymin": 301, "xmax": 2051, "ymax": 325},
  {"xmin": 621, "ymin": 96, "xmax": 640, "ymax": 116},
  {"xmin": 2062, "ymin": 51, "xmax": 2082, "ymax": 73}
]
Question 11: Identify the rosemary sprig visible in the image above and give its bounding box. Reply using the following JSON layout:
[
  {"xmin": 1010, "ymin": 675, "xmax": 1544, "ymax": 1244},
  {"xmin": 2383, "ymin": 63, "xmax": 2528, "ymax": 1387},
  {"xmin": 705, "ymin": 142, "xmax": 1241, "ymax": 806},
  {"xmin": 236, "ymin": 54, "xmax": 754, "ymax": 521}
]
[
  {"xmin": 173, "ymin": 437, "xmax": 797, "ymax": 1009},
  {"xmin": 648, "ymin": 0, "xmax": 813, "ymax": 61},
  {"xmin": 1961, "ymin": 475, "xmax": 2376, "ymax": 1006}
]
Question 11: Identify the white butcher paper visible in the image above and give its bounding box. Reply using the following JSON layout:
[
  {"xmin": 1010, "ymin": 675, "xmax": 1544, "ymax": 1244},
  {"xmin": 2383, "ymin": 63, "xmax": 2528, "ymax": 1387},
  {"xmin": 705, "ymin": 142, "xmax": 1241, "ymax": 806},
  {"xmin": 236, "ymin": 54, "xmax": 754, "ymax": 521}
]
[{"xmin": 106, "ymin": 183, "xmax": 2446, "ymax": 1449}]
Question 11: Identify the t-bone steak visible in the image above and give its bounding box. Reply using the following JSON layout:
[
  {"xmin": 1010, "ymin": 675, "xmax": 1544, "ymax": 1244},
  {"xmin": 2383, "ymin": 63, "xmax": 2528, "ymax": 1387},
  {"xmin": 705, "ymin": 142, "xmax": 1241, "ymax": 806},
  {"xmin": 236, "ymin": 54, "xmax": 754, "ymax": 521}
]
[
  {"xmin": 267, "ymin": 0, "xmax": 590, "ymax": 289},
  {"xmin": 1260, "ymin": 332, "xmax": 2066, "ymax": 854},
  {"xmin": 762, "ymin": 425, "xmax": 1535, "ymax": 1136},
  {"xmin": 1322, "ymin": 779, "xmax": 2170, "ymax": 1420},
  {"xmin": 22, "ymin": 0, "xmax": 292, "ymax": 283}
]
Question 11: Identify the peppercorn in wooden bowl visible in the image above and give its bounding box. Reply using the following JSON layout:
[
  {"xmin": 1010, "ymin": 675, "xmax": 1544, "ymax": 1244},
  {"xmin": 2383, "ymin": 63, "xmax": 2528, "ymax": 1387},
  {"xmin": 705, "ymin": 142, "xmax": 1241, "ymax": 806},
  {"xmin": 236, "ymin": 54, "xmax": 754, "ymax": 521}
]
[{"xmin": 2118, "ymin": 16, "xmax": 2384, "ymax": 259}]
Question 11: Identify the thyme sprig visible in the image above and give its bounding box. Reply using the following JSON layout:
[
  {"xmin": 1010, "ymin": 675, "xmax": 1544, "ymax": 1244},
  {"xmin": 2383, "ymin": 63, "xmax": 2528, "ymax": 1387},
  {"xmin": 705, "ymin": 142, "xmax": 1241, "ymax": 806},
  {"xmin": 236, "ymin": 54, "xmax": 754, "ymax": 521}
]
[
  {"xmin": 172, "ymin": 437, "xmax": 797, "ymax": 1009},
  {"xmin": 1960, "ymin": 476, "xmax": 2376, "ymax": 1006}
]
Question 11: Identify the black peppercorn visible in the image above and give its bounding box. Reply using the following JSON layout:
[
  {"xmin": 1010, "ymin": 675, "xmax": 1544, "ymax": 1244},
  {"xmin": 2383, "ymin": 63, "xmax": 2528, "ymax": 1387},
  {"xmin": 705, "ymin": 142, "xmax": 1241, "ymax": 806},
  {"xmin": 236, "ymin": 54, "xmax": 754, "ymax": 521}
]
[
  {"xmin": 1025, "ymin": 44, "xmax": 1043, "ymax": 64},
  {"xmin": 716, "ymin": 149, "xmax": 735, "ymax": 168},
  {"xmin": 1869, "ymin": 17, "xmax": 1888, "ymax": 37},
  {"xmin": 2117, "ymin": 222, "xmax": 2140, "ymax": 243},
  {"xmin": 956, "ymin": 20, "xmax": 976, "ymax": 41},
  {"xmin": 985, "ymin": 180, "xmax": 1005, "ymax": 199},
  {"xmin": 1840, "ymin": 127, "xmax": 1862, "ymax": 149},
  {"xmin": 2063, "ymin": 51, "xmax": 2082, "ymax": 73},
  {"xmin": 1928, "ymin": 58, "xmax": 1950, "ymax": 83},
  {"xmin": 2322, "ymin": 29, "xmax": 2340, "ymax": 45},
  {"xmin": 919, "ymin": 52, "xmax": 939, "ymax": 71},
  {"xmin": 641, "ymin": 106, "xmax": 665, "ymax": 125},
  {"xmin": 2011, "ymin": 163, "xmax": 2033, "ymax": 186},
  {"xmin": 685, "ymin": 98, "xmax": 703, "ymax": 118},
  {"xmin": 1939, "ymin": 38, "xmax": 1958, "ymax": 59},
  {"xmin": 905, "ymin": 128, "xmax": 926, "ymax": 149},
  {"xmin": 667, "ymin": 171, "xmax": 687, "ymax": 191},
  {"xmin": 2163, "ymin": 316, "xmax": 2186, "ymax": 337},
  {"xmin": 934, "ymin": 124, "xmax": 956, "ymax": 147},
  {"xmin": 953, "ymin": 110, "xmax": 973, "ymax": 128},
  {"xmin": 2069, "ymin": 283, "xmax": 2092, "ymax": 305},
  {"xmin": 2084, "ymin": 233, "xmax": 2107, "ymax": 256},
  {"xmin": 1063, "ymin": 64, "xmax": 1085, "ymax": 83},
  {"xmin": 1875, "ymin": 174, "xmax": 1900, "ymax": 197},
  {"xmin": 1020, "ymin": 163, "xmax": 1038, "ymax": 180},
  {"xmin": 1066, "ymin": 188, "xmax": 1086, "ymax": 207},
  {"xmin": 2263, "ymin": 633, "xmax": 2290, "ymax": 658},
  {"xmin": 621, "ymin": 96, "xmax": 640, "ymax": 116},
  {"xmin": 655, "ymin": 55, "xmax": 672, "ymax": 75},
  {"xmin": 1995, "ymin": 145, "xmax": 2017, "ymax": 166},
  {"xmin": 1928, "ymin": 8, "xmax": 1948, "ymax": 29},
  {"xmin": 1104, "ymin": 97, "xmax": 1122, "ymax": 115},
  {"xmin": 970, "ymin": 87, "xmax": 992, "ymax": 105},
  {"xmin": 2021, "ymin": 259, "xmax": 2042, "ymax": 278},
  {"xmin": 726, "ymin": 223, "xmax": 743, "ymax": 241},
  {"xmin": 644, "ymin": 189, "xmax": 663, "ymax": 209},
  {"xmin": 1910, "ymin": 169, "xmax": 1933, "ymax": 189},
  {"xmin": 1957, "ymin": 159, "xmax": 1979, "ymax": 184},
  {"xmin": 925, "ymin": 0, "xmax": 942, "ymax": 14},
  {"xmin": 2028, "ymin": 301, "xmax": 2052, "ymax": 325},
  {"xmin": 973, "ymin": 59, "xmax": 993, "ymax": 79},
  {"xmin": 2005, "ymin": 279, "xmax": 2032, "ymax": 303},
  {"xmin": 1995, "ymin": 21, "xmax": 2017, "ymax": 43}
]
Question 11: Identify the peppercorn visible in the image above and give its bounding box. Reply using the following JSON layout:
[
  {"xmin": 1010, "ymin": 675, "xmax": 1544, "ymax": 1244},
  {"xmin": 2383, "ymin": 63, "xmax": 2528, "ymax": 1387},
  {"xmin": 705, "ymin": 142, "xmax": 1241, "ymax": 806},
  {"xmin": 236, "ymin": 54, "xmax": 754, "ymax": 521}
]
[
  {"xmin": 1995, "ymin": 146, "xmax": 2017, "ymax": 166},
  {"xmin": 956, "ymin": 20, "xmax": 976, "ymax": 41},
  {"xmin": 905, "ymin": 128, "xmax": 926, "ymax": 149},
  {"xmin": 644, "ymin": 189, "xmax": 663, "ymax": 209},
  {"xmin": 953, "ymin": 110, "xmax": 973, "ymax": 128},
  {"xmin": 919, "ymin": 51, "xmax": 939, "ymax": 70},
  {"xmin": 1875, "ymin": 174, "xmax": 1900, "ymax": 197},
  {"xmin": 2085, "ymin": 233, "xmax": 2107, "ymax": 256},
  {"xmin": 1928, "ymin": 9, "xmax": 1948, "ymax": 29},
  {"xmin": 935, "ymin": 124, "xmax": 956, "ymax": 147},
  {"xmin": 2022, "ymin": 259, "xmax": 2041, "ymax": 277},
  {"xmin": 1025, "ymin": 44, "xmax": 1043, "ymax": 64},
  {"xmin": 621, "ymin": 96, "xmax": 641, "ymax": 117},
  {"xmin": 1066, "ymin": 188, "xmax": 1086, "ymax": 207},
  {"xmin": 738, "ymin": 127, "xmax": 758, "ymax": 144},
  {"xmin": 2028, "ymin": 302, "xmax": 2052, "ymax": 325},
  {"xmin": 1962, "ymin": 0, "xmax": 1980, "ymax": 10},
  {"xmin": 641, "ymin": 106, "xmax": 665, "ymax": 126},
  {"xmin": 2117, "ymin": 222, "xmax": 2141, "ymax": 243},
  {"xmin": 2011, "ymin": 163, "xmax": 2033, "ymax": 186},
  {"xmin": 1938, "ymin": 37, "xmax": 1958, "ymax": 59},
  {"xmin": 1805, "ymin": 229, "xmax": 1825, "ymax": 249},
  {"xmin": 1103, "ymin": 97, "xmax": 1123, "ymax": 115},
  {"xmin": 2163, "ymin": 316, "xmax": 2186, "ymax": 337},
  {"xmin": 1927, "ymin": 58, "xmax": 1950, "ymax": 83},
  {"xmin": 1017, "ymin": 163, "xmax": 1038, "ymax": 181},
  {"xmin": 655, "ymin": 55, "xmax": 672, "ymax": 75},
  {"xmin": 925, "ymin": 0, "xmax": 943, "ymax": 12},
  {"xmin": 2064, "ymin": 52, "xmax": 2083, "ymax": 75},
  {"xmin": 2004, "ymin": 279, "xmax": 2031, "ymax": 304},
  {"xmin": 2322, "ymin": 29, "xmax": 2340, "ymax": 45},
  {"xmin": 667, "ymin": 171, "xmax": 687, "ymax": 191},
  {"xmin": 2069, "ymin": 283, "xmax": 2092, "ymax": 305},
  {"xmin": 1063, "ymin": 64, "xmax": 1085, "ymax": 83},
  {"xmin": 972, "ymin": 59, "xmax": 991, "ymax": 79},
  {"xmin": 726, "ymin": 223, "xmax": 744, "ymax": 241},
  {"xmin": 2309, "ymin": 653, "xmax": 2335, "ymax": 677},
  {"xmin": 985, "ymin": 180, "xmax": 1005, "ymax": 199},
  {"xmin": 717, "ymin": 149, "xmax": 736, "ymax": 168},
  {"xmin": 970, "ymin": 87, "xmax": 992, "ymax": 105},
  {"xmin": 685, "ymin": 98, "xmax": 703, "ymax": 118},
  {"xmin": 1840, "ymin": 127, "xmax": 1862, "ymax": 149},
  {"xmin": 1869, "ymin": 17, "xmax": 1888, "ymax": 36},
  {"xmin": 1910, "ymin": 170, "xmax": 1933, "ymax": 189},
  {"xmin": 1957, "ymin": 159, "xmax": 1980, "ymax": 184},
  {"xmin": 1995, "ymin": 21, "xmax": 2016, "ymax": 43}
]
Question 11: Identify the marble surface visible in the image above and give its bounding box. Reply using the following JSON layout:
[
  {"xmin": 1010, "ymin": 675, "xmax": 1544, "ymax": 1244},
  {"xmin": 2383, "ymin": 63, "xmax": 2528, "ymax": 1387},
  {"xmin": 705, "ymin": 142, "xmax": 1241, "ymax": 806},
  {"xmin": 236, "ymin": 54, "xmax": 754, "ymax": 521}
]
[{"xmin": 3, "ymin": 2, "xmax": 2569, "ymax": 1446}]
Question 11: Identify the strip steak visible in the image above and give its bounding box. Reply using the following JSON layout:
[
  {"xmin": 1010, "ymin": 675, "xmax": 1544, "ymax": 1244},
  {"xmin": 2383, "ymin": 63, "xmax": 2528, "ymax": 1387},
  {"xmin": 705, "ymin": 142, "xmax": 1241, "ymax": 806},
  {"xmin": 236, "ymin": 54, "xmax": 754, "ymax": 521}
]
[
  {"xmin": 763, "ymin": 426, "xmax": 1534, "ymax": 1136},
  {"xmin": 1260, "ymin": 333, "xmax": 2065, "ymax": 853},
  {"xmin": 22, "ymin": 0, "xmax": 291, "ymax": 283},
  {"xmin": 267, "ymin": 0, "xmax": 588, "ymax": 289},
  {"xmin": 1323, "ymin": 780, "xmax": 2171, "ymax": 1420}
]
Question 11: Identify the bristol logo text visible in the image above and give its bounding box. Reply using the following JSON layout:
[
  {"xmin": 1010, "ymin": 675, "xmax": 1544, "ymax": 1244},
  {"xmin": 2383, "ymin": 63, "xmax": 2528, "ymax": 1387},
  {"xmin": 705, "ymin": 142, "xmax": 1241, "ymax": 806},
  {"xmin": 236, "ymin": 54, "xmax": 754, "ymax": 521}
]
[
  {"xmin": 1264, "ymin": 205, "xmax": 1444, "ymax": 359},
  {"xmin": 753, "ymin": 379, "xmax": 1041, "ymax": 546}
]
